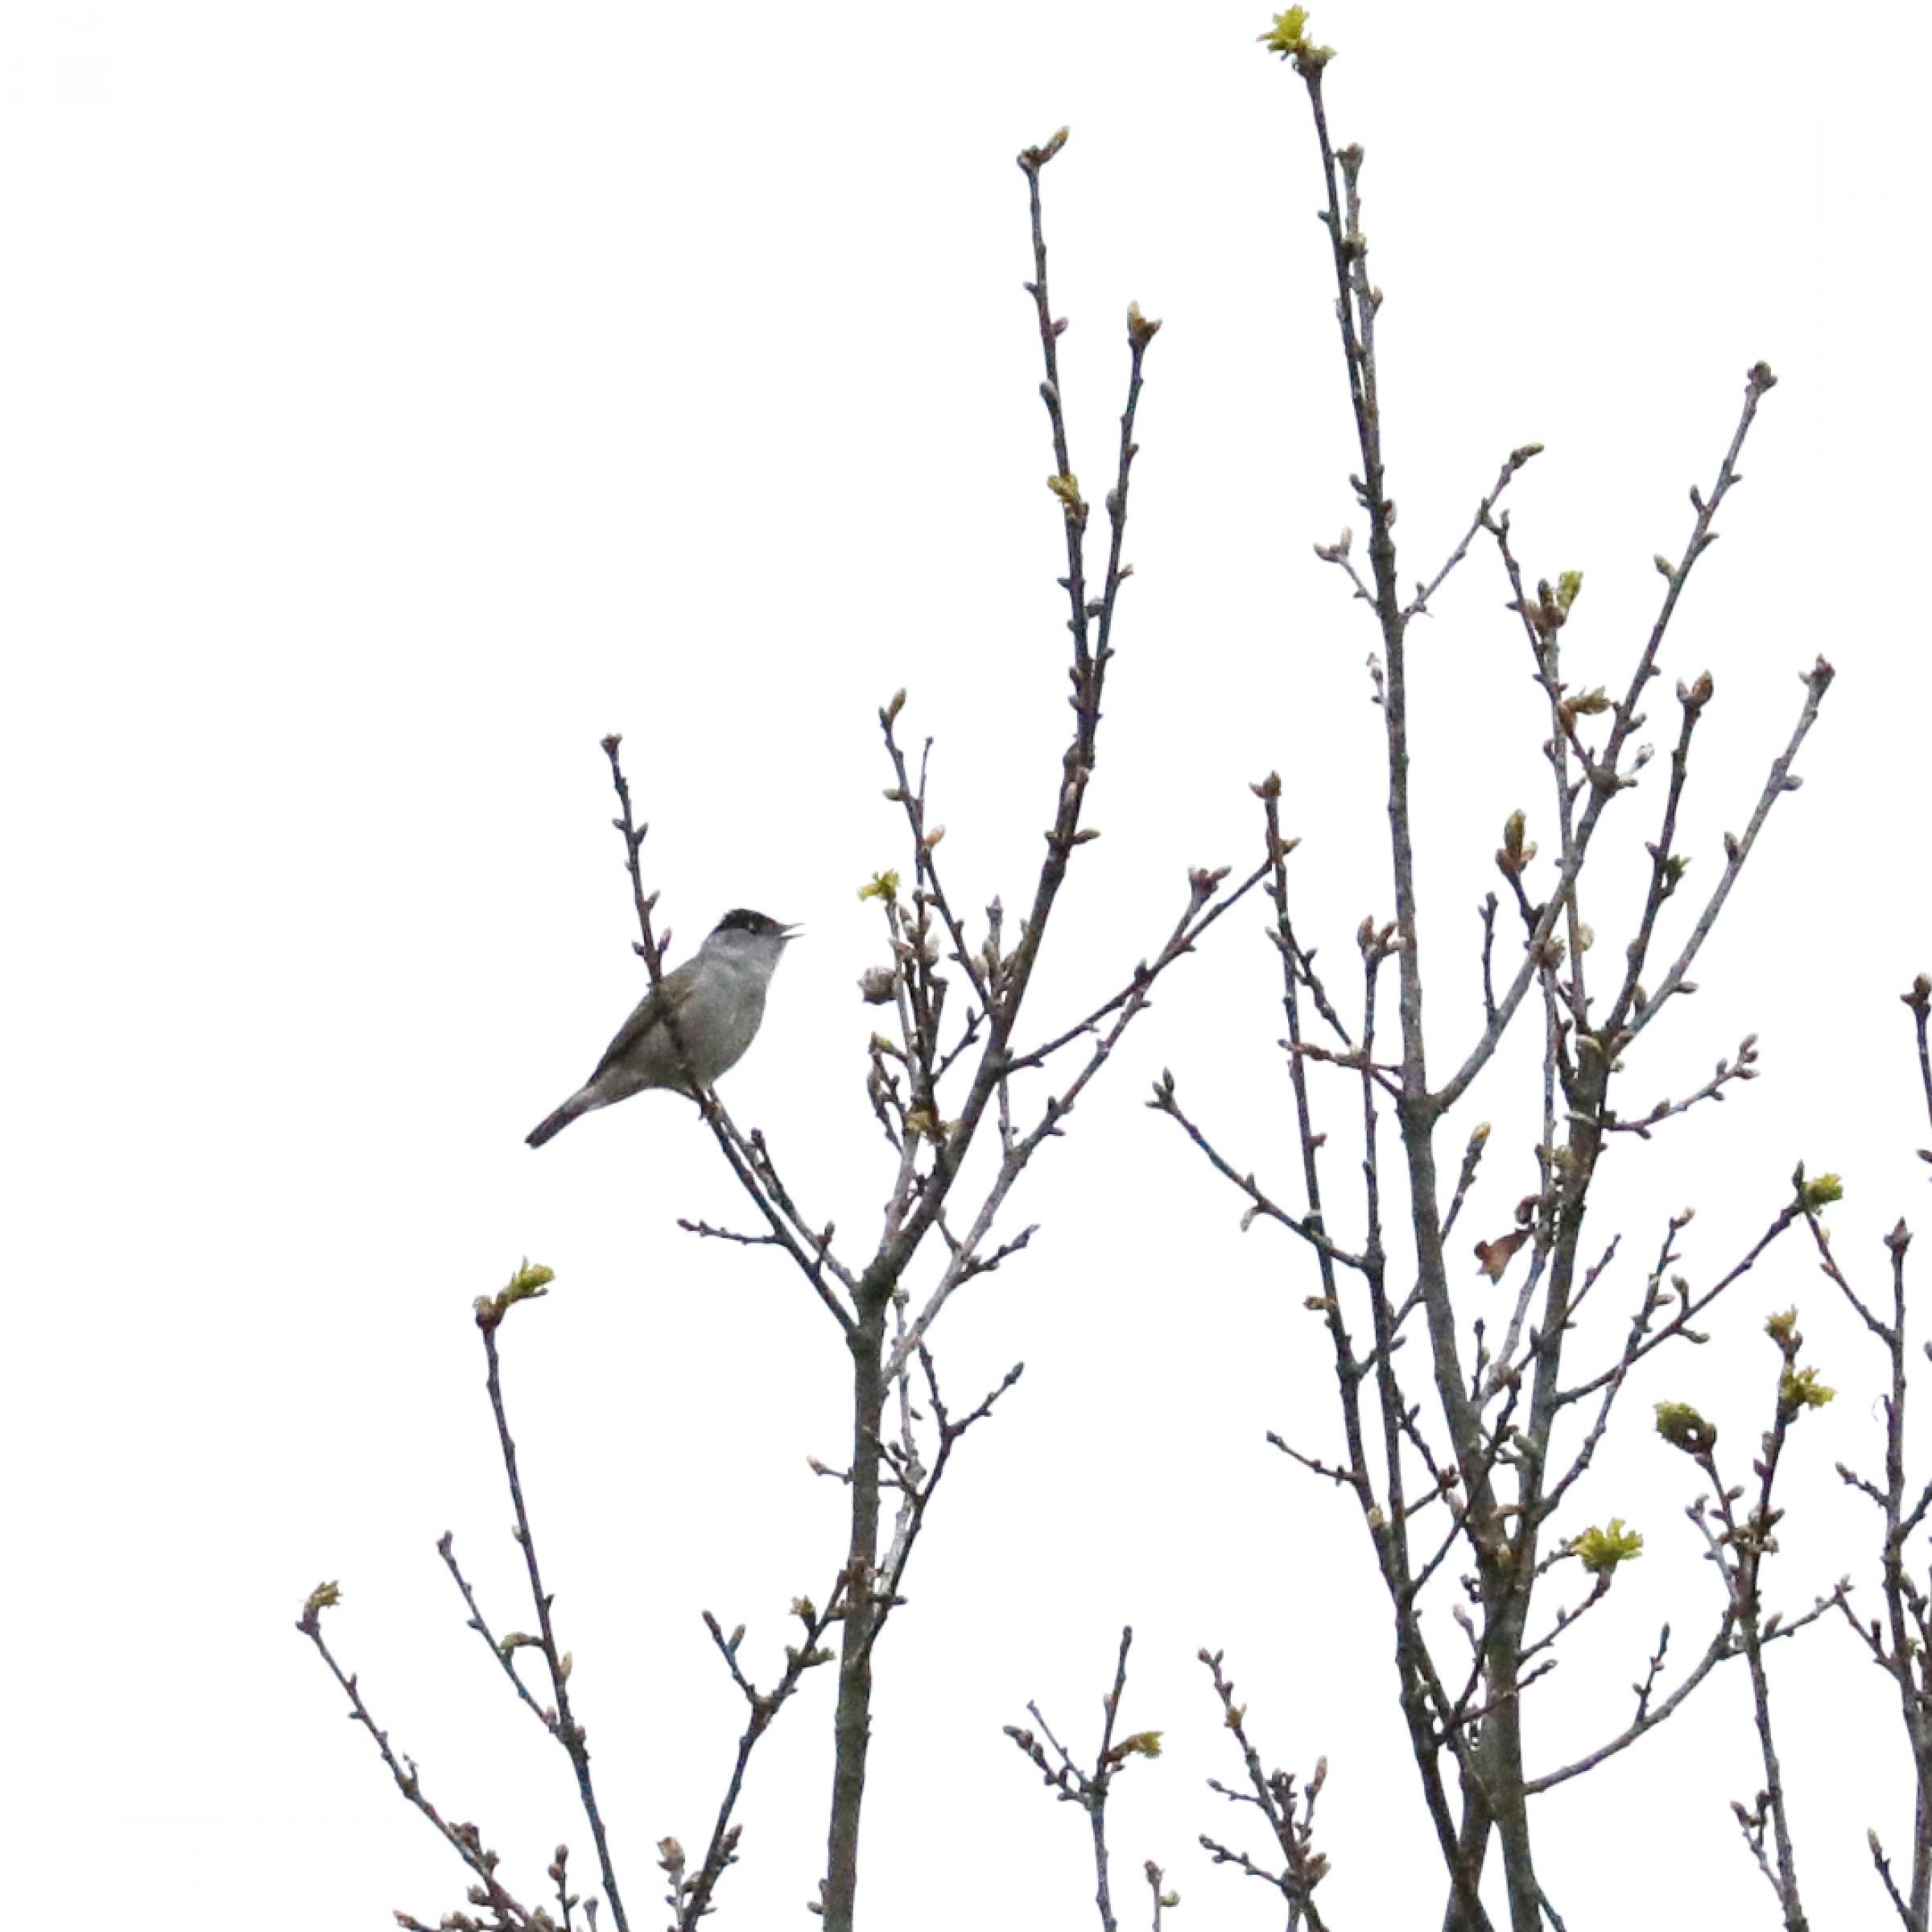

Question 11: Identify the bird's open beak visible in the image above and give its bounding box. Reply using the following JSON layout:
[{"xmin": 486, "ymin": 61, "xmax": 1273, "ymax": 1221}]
[{"xmin": 782, "ymin": 923, "xmax": 803, "ymax": 941}]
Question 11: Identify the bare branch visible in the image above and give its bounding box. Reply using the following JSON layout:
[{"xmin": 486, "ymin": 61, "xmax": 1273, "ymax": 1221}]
[
  {"xmin": 1197, "ymin": 1646, "xmax": 1334, "ymax": 1932},
  {"xmin": 1607, "ymin": 1034, "xmax": 1761, "ymax": 1138},
  {"xmin": 872, "ymin": 1350, "xmax": 1025, "ymax": 1649},
  {"xmin": 1525, "ymin": 1616, "xmax": 1734, "ymax": 1795},
  {"xmin": 1869, "ymin": 1829, "xmax": 1928, "ymax": 1932},
  {"xmin": 1623, "ymin": 658, "xmax": 1834, "ymax": 1046},
  {"xmin": 474, "ymin": 1288, "xmax": 630, "ymax": 1930},
  {"xmin": 297, "ymin": 1585, "xmax": 545, "ymax": 1932},
  {"xmin": 1005, "ymin": 1629, "xmax": 1160, "ymax": 1932},
  {"xmin": 1430, "ymin": 364, "xmax": 1790, "ymax": 1119},
  {"xmin": 1402, "ymin": 443, "xmax": 1545, "ymax": 621},
  {"xmin": 671, "ymin": 1588, "xmax": 843, "ymax": 1930}
]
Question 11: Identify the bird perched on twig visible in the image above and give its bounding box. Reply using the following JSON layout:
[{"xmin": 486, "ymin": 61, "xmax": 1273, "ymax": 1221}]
[{"xmin": 526, "ymin": 909, "xmax": 797, "ymax": 1147}]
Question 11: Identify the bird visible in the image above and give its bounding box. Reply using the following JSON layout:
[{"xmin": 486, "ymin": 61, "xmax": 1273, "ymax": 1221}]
[{"xmin": 526, "ymin": 909, "xmax": 797, "ymax": 1147}]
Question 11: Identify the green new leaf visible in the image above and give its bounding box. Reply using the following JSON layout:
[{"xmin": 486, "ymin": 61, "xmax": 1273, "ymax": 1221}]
[{"xmin": 1570, "ymin": 1518, "xmax": 1644, "ymax": 1576}]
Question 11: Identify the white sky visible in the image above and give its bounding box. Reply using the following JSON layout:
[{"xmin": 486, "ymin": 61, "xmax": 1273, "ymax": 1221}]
[{"xmin": 7, "ymin": 2, "xmax": 1931, "ymax": 1927}]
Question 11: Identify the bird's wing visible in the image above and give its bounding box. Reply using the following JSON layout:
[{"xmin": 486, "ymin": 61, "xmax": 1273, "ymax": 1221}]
[{"xmin": 588, "ymin": 970, "xmax": 700, "ymax": 1081}]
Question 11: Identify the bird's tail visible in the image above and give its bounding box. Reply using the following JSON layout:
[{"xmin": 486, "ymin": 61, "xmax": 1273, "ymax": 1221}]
[{"xmin": 526, "ymin": 1092, "xmax": 590, "ymax": 1148}]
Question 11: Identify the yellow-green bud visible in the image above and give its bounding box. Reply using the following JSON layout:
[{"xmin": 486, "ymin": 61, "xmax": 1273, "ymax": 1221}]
[
  {"xmin": 1778, "ymin": 1366, "xmax": 1835, "ymax": 1417},
  {"xmin": 1799, "ymin": 1172, "xmax": 1844, "ymax": 1211},
  {"xmin": 1654, "ymin": 1401, "xmax": 1716, "ymax": 1455},
  {"xmin": 1570, "ymin": 1518, "xmax": 1644, "ymax": 1576}
]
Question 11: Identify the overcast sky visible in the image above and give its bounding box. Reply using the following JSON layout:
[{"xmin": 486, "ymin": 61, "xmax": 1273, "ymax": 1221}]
[{"xmin": 8, "ymin": 3, "xmax": 1931, "ymax": 1928}]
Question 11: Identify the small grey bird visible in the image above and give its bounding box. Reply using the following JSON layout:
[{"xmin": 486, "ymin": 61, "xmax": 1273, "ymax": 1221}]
[{"xmin": 526, "ymin": 909, "xmax": 797, "ymax": 1148}]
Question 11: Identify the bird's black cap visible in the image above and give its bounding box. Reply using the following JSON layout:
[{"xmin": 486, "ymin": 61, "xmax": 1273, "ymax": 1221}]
[{"xmin": 716, "ymin": 909, "xmax": 797, "ymax": 939}]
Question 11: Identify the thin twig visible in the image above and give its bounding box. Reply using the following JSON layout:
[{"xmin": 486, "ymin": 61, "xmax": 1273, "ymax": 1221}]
[
  {"xmin": 476, "ymin": 1294, "xmax": 630, "ymax": 1932},
  {"xmin": 672, "ymin": 1587, "xmax": 844, "ymax": 1930},
  {"xmin": 1005, "ymin": 1629, "xmax": 1159, "ymax": 1932},
  {"xmin": 1198, "ymin": 1647, "xmax": 1332, "ymax": 1931},
  {"xmin": 297, "ymin": 1585, "xmax": 543, "ymax": 1931}
]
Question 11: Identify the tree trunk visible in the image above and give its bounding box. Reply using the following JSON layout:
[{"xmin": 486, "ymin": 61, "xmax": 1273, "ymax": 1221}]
[{"xmin": 824, "ymin": 1304, "xmax": 887, "ymax": 1932}]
